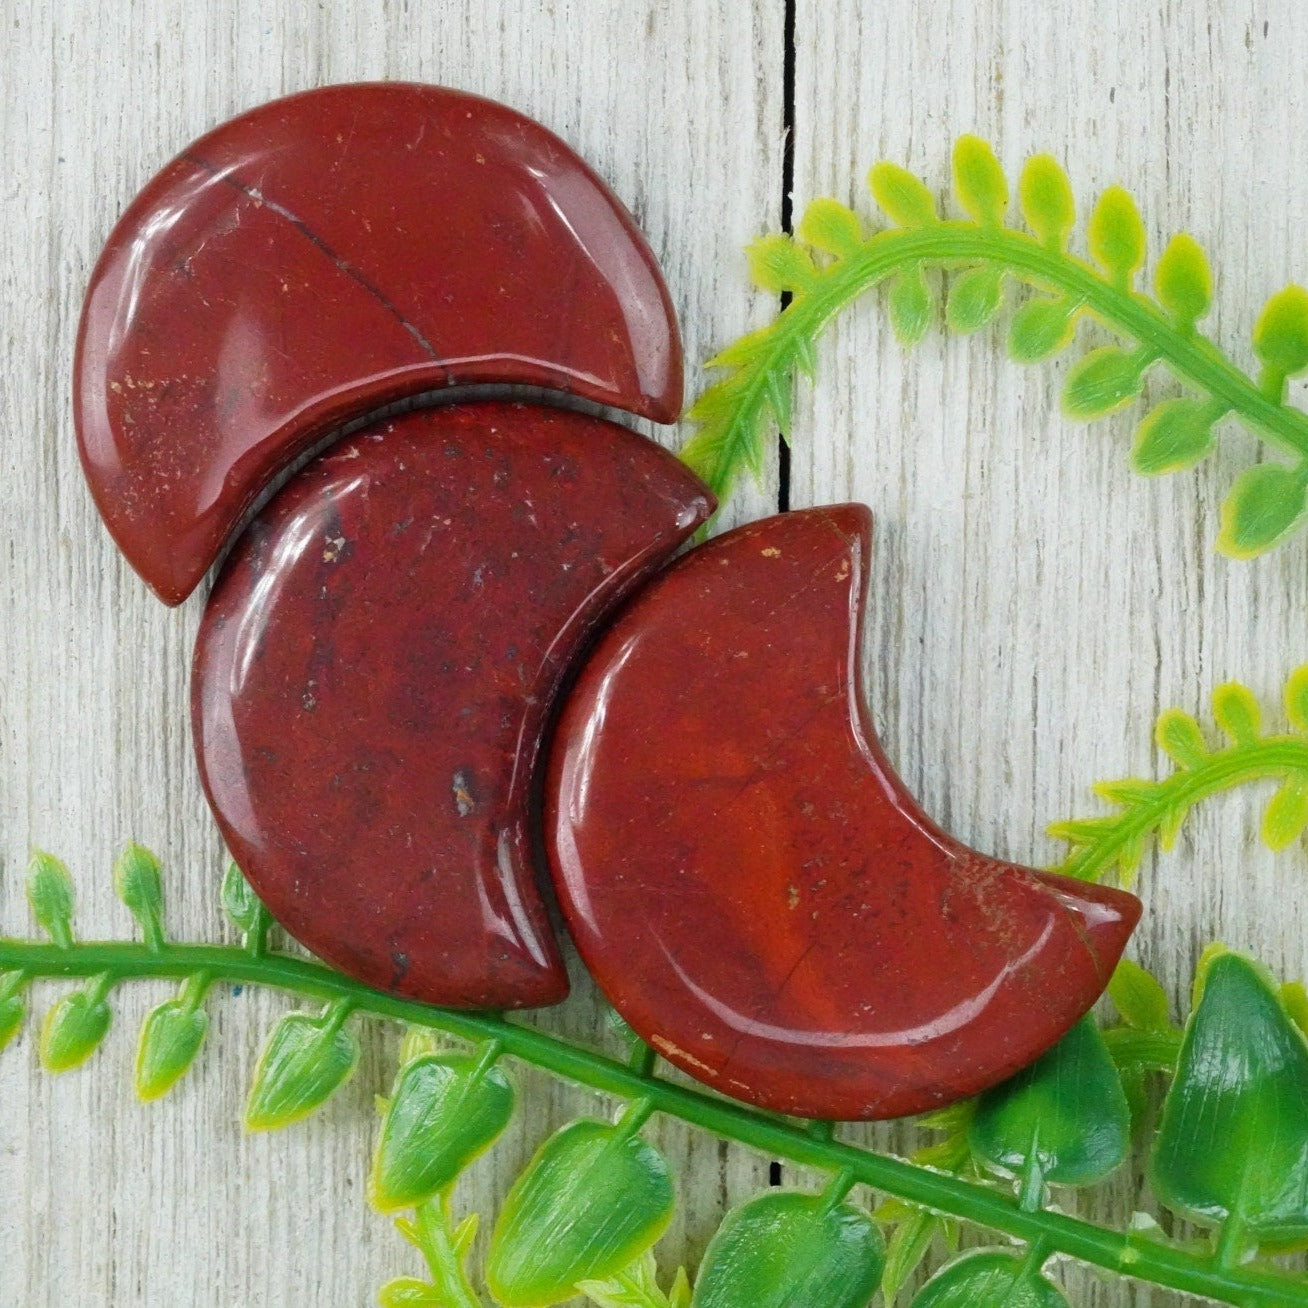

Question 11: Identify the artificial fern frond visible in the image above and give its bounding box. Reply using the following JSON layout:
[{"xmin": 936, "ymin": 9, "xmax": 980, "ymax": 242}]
[
  {"xmin": 682, "ymin": 136, "xmax": 1308, "ymax": 558},
  {"xmin": 1052, "ymin": 666, "xmax": 1308, "ymax": 885}
]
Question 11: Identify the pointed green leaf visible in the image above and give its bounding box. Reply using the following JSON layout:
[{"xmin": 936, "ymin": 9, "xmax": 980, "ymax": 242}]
[
  {"xmin": 136, "ymin": 998, "xmax": 209, "ymax": 1100},
  {"xmin": 378, "ymin": 1278, "xmax": 440, "ymax": 1307},
  {"xmin": 747, "ymin": 235, "xmax": 817, "ymax": 296},
  {"xmin": 880, "ymin": 1209, "xmax": 941, "ymax": 1304},
  {"xmin": 1018, "ymin": 155, "xmax": 1074, "ymax": 249},
  {"xmin": 1252, "ymin": 285, "xmax": 1308, "ymax": 377},
  {"xmin": 1152, "ymin": 953, "xmax": 1308, "ymax": 1244},
  {"xmin": 1217, "ymin": 461, "xmax": 1308, "ymax": 558},
  {"xmin": 691, "ymin": 1191, "xmax": 884, "ymax": 1308},
  {"xmin": 222, "ymin": 860, "xmax": 267, "ymax": 937},
  {"xmin": 0, "ymin": 984, "xmax": 26, "ymax": 1053},
  {"xmin": 370, "ymin": 1051, "xmax": 515, "ymax": 1212},
  {"xmin": 1155, "ymin": 709, "xmax": 1209, "ymax": 769},
  {"xmin": 579, "ymin": 1252, "xmax": 675, "ymax": 1308},
  {"xmin": 114, "ymin": 842, "xmax": 165, "ymax": 946},
  {"xmin": 1092, "ymin": 777, "xmax": 1159, "ymax": 806},
  {"xmin": 945, "ymin": 267, "xmax": 1003, "ymax": 334},
  {"xmin": 670, "ymin": 1267, "xmax": 692, "ymax": 1308},
  {"xmin": 40, "ymin": 986, "xmax": 112, "ymax": 1073},
  {"xmin": 1263, "ymin": 775, "xmax": 1308, "ymax": 851},
  {"xmin": 1155, "ymin": 234, "xmax": 1212, "ymax": 327},
  {"xmin": 970, "ymin": 1018, "xmax": 1130, "ymax": 1189},
  {"xmin": 1062, "ymin": 345, "xmax": 1150, "ymax": 419},
  {"xmin": 1088, "ymin": 185, "xmax": 1146, "ymax": 285},
  {"xmin": 27, "ymin": 850, "xmax": 75, "ymax": 948},
  {"xmin": 952, "ymin": 137, "xmax": 1007, "ymax": 225},
  {"xmin": 1108, "ymin": 958, "xmax": 1172, "ymax": 1031},
  {"xmin": 797, "ymin": 198, "xmax": 865, "ymax": 255},
  {"xmin": 1130, "ymin": 398, "xmax": 1218, "ymax": 475},
  {"xmin": 869, "ymin": 162, "xmax": 938, "ymax": 228},
  {"xmin": 1007, "ymin": 296, "xmax": 1076, "ymax": 364},
  {"xmin": 1286, "ymin": 665, "xmax": 1308, "ymax": 733},
  {"xmin": 487, "ymin": 1119, "xmax": 674, "ymax": 1306},
  {"xmin": 911, "ymin": 1252, "xmax": 1068, "ymax": 1308},
  {"xmin": 1212, "ymin": 681, "xmax": 1262, "ymax": 745},
  {"xmin": 888, "ymin": 268, "xmax": 932, "ymax": 345},
  {"xmin": 245, "ymin": 1008, "xmax": 359, "ymax": 1131}
]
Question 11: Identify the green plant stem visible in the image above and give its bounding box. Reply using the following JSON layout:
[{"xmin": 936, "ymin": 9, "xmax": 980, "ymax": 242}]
[
  {"xmin": 1056, "ymin": 739, "xmax": 1308, "ymax": 883},
  {"xmin": 2, "ymin": 939, "xmax": 1302, "ymax": 1307},
  {"xmin": 411, "ymin": 1195, "xmax": 484, "ymax": 1308},
  {"xmin": 695, "ymin": 221, "xmax": 1308, "ymax": 499}
]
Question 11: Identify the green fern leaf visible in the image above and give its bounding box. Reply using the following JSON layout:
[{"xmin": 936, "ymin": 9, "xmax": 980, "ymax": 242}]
[
  {"xmin": 747, "ymin": 235, "xmax": 818, "ymax": 295},
  {"xmin": 1062, "ymin": 346, "xmax": 1150, "ymax": 419},
  {"xmin": 1212, "ymin": 682, "xmax": 1263, "ymax": 746},
  {"xmin": 945, "ymin": 267, "xmax": 1003, "ymax": 334},
  {"xmin": 1286, "ymin": 665, "xmax": 1308, "ymax": 732},
  {"xmin": 1217, "ymin": 461, "xmax": 1308, "ymax": 558},
  {"xmin": 1263, "ymin": 777, "xmax": 1308, "ymax": 852},
  {"xmin": 797, "ymin": 198, "xmax": 865, "ymax": 256},
  {"xmin": 889, "ymin": 268, "xmax": 932, "ymax": 345},
  {"xmin": 952, "ymin": 137, "xmax": 1007, "ymax": 225},
  {"xmin": 1018, "ymin": 154, "xmax": 1075, "ymax": 249},
  {"xmin": 1253, "ymin": 285, "xmax": 1308, "ymax": 379},
  {"xmin": 1088, "ymin": 186, "xmax": 1147, "ymax": 287},
  {"xmin": 1155, "ymin": 709, "xmax": 1209, "ymax": 770},
  {"xmin": 869, "ymin": 162, "xmax": 938, "ymax": 228},
  {"xmin": 1008, "ymin": 296, "xmax": 1077, "ymax": 364},
  {"xmin": 1155, "ymin": 234, "xmax": 1212, "ymax": 329},
  {"xmin": 1131, "ymin": 398, "xmax": 1219, "ymax": 475}
]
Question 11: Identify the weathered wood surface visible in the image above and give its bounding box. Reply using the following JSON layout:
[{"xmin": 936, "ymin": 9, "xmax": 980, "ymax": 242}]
[{"xmin": 1, "ymin": 0, "xmax": 1305, "ymax": 1303}]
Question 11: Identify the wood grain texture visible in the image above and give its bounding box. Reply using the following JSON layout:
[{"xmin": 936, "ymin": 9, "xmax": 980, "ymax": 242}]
[
  {"xmin": 0, "ymin": 2, "xmax": 781, "ymax": 1303},
  {"xmin": 790, "ymin": 1, "xmax": 1308, "ymax": 1303},
  {"xmin": 4, "ymin": 0, "xmax": 1308, "ymax": 1304}
]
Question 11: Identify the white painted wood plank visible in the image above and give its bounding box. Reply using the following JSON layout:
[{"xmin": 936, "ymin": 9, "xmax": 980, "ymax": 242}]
[
  {"xmin": 791, "ymin": 1, "xmax": 1308, "ymax": 1302},
  {"xmin": 0, "ymin": 2, "xmax": 782, "ymax": 1303}
]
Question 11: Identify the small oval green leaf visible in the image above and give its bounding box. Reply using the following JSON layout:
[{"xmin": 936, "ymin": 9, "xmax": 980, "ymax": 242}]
[
  {"xmin": 880, "ymin": 1209, "xmax": 941, "ymax": 1305},
  {"xmin": 797, "ymin": 197, "xmax": 865, "ymax": 255},
  {"xmin": 222, "ymin": 860, "xmax": 267, "ymax": 937},
  {"xmin": 1108, "ymin": 958, "xmax": 1171, "ymax": 1032},
  {"xmin": 970, "ymin": 1018, "xmax": 1130, "ymax": 1189},
  {"xmin": 888, "ymin": 268, "xmax": 932, "ymax": 346},
  {"xmin": 747, "ymin": 235, "xmax": 817, "ymax": 295},
  {"xmin": 1217, "ymin": 461, "xmax": 1308, "ymax": 559},
  {"xmin": 1155, "ymin": 234, "xmax": 1212, "ymax": 327},
  {"xmin": 1062, "ymin": 345, "xmax": 1150, "ymax": 419},
  {"xmin": 1263, "ymin": 776, "xmax": 1308, "ymax": 852},
  {"xmin": 1130, "ymin": 398, "xmax": 1218, "ymax": 475},
  {"xmin": 952, "ymin": 137, "xmax": 1007, "ymax": 226},
  {"xmin": 945, "ymin": 267, "xmax": 1003, "ymax": 334},
  {"xmin": 1212, "ymin": 681, "xmax": 1262, "ymax": 745},
  {"xmin": 487, "ymin": 1118, "xmax": 674, "ymax": 1307},
  {"xmin": 869, "ymin": 162, "xmax": 938, "ymax": 228},
  {"xmin": 1007, "ymin": 296, "xmax": 1076, "ymax": 364},
  {"xmin": 1155, "ymin": 708, "xmax": 1209, "ymax": 769},
  {"xmin": 1285, "ymin": 665, "xmax": 1308, "ymax": 733},
  {"xmin": 136, "ymin": 998, "xmax": 209, "ymax": 1101},
  {"xmin": 114, "ymin": 842, "xmax": 165, "ymax": 945},
  {"xmin": 27, "ymin": 850, "xmax": 75, "ymax": 948},
  {"xmin": 0, "ymin": 990, "xmax": 26, "ymax": 1052},
  {"xmin": 1088, "ymin": 185, "xmax": 1146, "ymax": 285},
  {"xmin": 691, "ymin": 1190, "xmax": 884, "ymax": 1308},
  {"xmin": 1253, "ymin": 285, "xmax": 1308, "ymax": 378},
  {"xmin": 1152, "ymin": 952, "xmax": 1308, "ymax": 1244},
  {"xmin": 370, "ymin": 1052, "xmax": 515, "ymax": 1212},
  {"xmin": 41, "ymin": 986, "xmax": 112, "ymax": 1072},
  {"xmin": 1018, "ymin": 154, "xmax": 1074, "ymax": 248},
  {"xmin": 911, "ymin": 1252, "xmax": 1069, "ymax": 1308},
  {"xmin": 245, "ymin": 1007, "xmax": 360, "ymax": 1131}
]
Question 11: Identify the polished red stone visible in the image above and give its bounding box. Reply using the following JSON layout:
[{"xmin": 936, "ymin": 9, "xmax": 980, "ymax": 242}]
[
  {"xmin": 76, "ymin": 83, "xmax": 683, "ymax": 605},
  {"xmin": 546, "ymin": 506, "xmax": 1141, "ymax": 1119},
  {"xmin": 193, "ymin": 402, "xmax": 712, "ymax": 1009}
]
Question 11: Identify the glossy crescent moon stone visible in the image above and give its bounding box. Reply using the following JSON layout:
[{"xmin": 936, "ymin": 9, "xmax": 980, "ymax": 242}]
[
  {"xmin": 546, "ymin": 505, "xmax": 1141, "ymax": 1118},
  {"xmin": 75, "ymin": 82, "xmax": 682, "ymax": 604},
  {"xmin": 192, "ymin": 402, "xmax": 712, "ymax": 1009}
]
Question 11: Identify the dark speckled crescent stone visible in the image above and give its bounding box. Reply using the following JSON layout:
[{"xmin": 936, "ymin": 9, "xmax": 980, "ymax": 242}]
[{"xmin": 193, "ymin": 401, "xmax": 713, "ymax": 1009}]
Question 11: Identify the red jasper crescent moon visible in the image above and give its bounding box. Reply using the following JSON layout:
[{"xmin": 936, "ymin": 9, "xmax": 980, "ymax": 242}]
[
  {"xmin": 545, "ymin": 505, "xmax": 1141, "ymax": 1119},
  {"xmin": 75, "ymin": 83, "xmax": 682, "ymax": 604}
]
